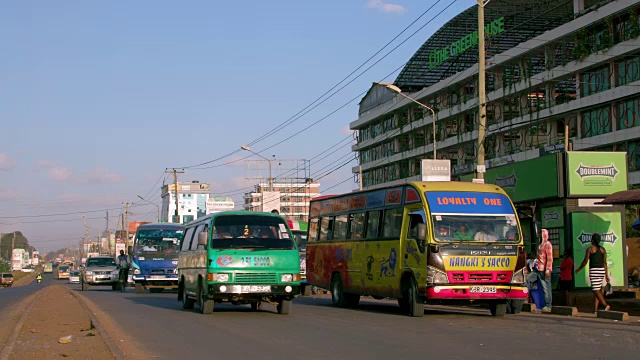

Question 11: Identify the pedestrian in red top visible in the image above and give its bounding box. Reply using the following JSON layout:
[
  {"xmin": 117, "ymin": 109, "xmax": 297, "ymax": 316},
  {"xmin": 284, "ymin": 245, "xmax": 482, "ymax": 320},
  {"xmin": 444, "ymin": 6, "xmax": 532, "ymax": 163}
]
[
  {"xmin": 558, "ymin": 251, "xmax": 574, "ymax": 305},
  {"xmin": 536, "ymin": 229, "xmax": 554, "ymax": 313}
]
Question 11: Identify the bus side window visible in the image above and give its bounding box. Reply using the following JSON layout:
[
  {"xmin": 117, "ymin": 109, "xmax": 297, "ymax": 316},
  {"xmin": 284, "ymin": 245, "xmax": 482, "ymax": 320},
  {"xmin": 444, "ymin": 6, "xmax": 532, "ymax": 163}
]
[
  {"xmin": 190, "ymin": 224, "xmax": 205, "ymax": 251},
  {"xmin": 365, "ymin": 210, "xmax": 381, "ymax": 239},
  {"xmin": 349, "ymin": 212, "xmax": 366, "ymax": 240},
  {"xmin": 326, "ymin": 217, "xmax": 336, "ymax": 241},
  {"xmin": 181, "ymin": 227, "xmax": 195, "ymax": 252},
  {"xmin": 382, "ymin": 208, "xmax": 403, "ymax": 238},
  {"xmin": 308, "ymin": 218, "xmax": 320, "ymax": 242},
  {"xmin": 407, "ymin": 209, "xmax": 426, "ymax": 252},
  {"xmin": 334, "ymin": 215, "xmax": 348, "ymax": 240},
  {"xmin": 319, "ymin": 217, "xmax": 330, "ymax": 242}
]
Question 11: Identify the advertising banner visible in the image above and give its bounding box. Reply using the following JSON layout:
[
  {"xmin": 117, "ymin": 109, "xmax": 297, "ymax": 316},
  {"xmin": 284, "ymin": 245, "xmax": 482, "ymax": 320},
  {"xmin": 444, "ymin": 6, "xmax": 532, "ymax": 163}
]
[
  {"xmin": 571, "ymin": 212, "xmax": 625, "ymax": 287},
  {"xmin": 541, "ymin": 206, "xmax": 564, "ymax": 228},
  {"xmin": 461, "ymin": 154, "xmax": 560, "ymax": 203},
  {"xmin": 566, "ymin": 152, "xmax": 627, "ymax": 197}
]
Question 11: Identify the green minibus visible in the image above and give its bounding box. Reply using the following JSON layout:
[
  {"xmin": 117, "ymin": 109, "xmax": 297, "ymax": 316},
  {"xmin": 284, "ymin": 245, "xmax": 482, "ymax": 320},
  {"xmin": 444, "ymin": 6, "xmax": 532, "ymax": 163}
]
[{"xmin": 177, "ymin": 211, "xmax": 301, "ymax": 314}]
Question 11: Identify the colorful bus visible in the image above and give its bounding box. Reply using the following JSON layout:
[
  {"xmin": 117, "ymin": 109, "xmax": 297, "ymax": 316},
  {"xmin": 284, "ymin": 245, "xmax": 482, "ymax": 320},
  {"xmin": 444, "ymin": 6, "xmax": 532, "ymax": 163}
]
[
  {"xmin": 287, "ymin": 220, "xmax": 308, "ymax": 285},
  {"xmin": 305, "ymin": 181, "xmax": 527, "ymax": 317},
  {"xmin": 43, "ymin": 262, "xmax": 53, "ymax": 273},
  {"xmin": 178, "ymin": 211, "xmax": 301, "ymax": 315},
  {"xmin": 132, "ymin": 223, "xmax": 185, "ymax": 293},
  {"xmin": 57, "ymin": 264, "xmax": 71, "ymax": 279}
]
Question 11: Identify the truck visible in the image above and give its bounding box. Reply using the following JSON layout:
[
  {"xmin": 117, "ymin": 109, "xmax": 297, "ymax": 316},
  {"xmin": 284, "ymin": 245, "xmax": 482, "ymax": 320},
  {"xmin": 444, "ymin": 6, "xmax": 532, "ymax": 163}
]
[
  {"xmin": 11, "ymin": 249, "xmax": 25, "ymax": 271},
  {"xmin": 32, "ymin": 251, "xmax": 40, "ymax": 267}
]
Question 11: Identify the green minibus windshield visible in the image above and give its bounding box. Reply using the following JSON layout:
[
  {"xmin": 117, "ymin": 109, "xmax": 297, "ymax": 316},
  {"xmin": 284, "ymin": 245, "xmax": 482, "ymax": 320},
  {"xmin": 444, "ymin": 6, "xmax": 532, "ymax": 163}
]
[{"xmin": 212, "ymin": 215, "xmax": 296, "ymax": 250}]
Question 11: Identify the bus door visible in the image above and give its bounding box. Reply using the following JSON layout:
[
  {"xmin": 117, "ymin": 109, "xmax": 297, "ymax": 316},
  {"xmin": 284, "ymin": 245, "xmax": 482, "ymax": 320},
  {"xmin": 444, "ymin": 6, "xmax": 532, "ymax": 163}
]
[
  {"xmin": 402, "ymin": 208, "xmax": 428, "ymax": 289},
  {"xmin": 368, "ymin": 207, "xmax": 403, "ymax": 298}
]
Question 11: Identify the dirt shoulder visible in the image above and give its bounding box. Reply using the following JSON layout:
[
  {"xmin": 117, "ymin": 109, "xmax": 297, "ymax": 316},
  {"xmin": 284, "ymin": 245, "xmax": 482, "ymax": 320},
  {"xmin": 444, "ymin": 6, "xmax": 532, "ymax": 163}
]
[{"xmin": 5, "ymin": 285, "xmax": 115, "ymax": 360}]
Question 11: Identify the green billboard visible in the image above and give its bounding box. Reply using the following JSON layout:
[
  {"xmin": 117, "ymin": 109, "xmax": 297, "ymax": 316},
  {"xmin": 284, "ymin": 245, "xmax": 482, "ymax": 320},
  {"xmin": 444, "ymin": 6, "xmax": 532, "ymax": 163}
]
[
  {"xmin": 566, "ymin": 152, "xmax": 627, "ymax": 197},
  {"xmin": 461, "ymin": 154, "xmax": 560, "ymax": 203},
  {"xmin": 571, "ymin": 212, "xmax": 625, "ymax": 288},
  {"xmin": 541, "ymin": 206, "xmax": 564, "ymax": 228}
]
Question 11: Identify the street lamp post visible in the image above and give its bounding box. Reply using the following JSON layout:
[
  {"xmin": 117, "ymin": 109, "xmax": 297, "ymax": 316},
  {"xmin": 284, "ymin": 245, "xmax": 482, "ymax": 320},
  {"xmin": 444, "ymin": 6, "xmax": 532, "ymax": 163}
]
[
  {"xmin": 137, "ymin": 195, "xmax": 160, "ymax": 222},
  {"xmin": 476, "ymin": 0, "xmax": 492, "ymax": 180},
  {"xmin": 378, "ymin": 83, "xmax": 437, "ymax": 159},
  {"xmin": 240, "ymin": 145, "xmax": 273, "ymax": 192}
]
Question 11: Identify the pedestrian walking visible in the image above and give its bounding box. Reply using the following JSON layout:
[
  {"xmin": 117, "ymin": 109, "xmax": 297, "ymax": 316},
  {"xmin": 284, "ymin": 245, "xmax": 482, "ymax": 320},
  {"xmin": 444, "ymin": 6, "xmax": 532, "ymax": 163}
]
[
  {"xmin": 117, "ymin": 250, "xmax": 130, "ymax": 291},
  {"xmin": 575, "ymin": 233, "xmax": 610, "ymax": 312},
  {"xmin": 536, "ymin": 229, "xmax": 553, "ymax": 313}
]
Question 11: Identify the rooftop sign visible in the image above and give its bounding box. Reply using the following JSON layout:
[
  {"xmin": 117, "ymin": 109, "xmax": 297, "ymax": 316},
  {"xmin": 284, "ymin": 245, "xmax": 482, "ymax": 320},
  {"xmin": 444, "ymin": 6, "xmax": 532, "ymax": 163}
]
[{"xmin": 429, "ymin": 17, "xmax": 505, "ymax": 71}]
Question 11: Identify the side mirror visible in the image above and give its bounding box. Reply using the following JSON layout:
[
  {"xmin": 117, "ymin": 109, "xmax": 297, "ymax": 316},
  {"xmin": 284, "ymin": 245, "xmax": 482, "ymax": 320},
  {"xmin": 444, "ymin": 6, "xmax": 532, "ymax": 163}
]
[
  {"xmin": 417, "ymin": 223, "xmax": 427, "ymax": 241},
  {"xmin": 198, "ymin": 232, "xmax": 208, "ymax": 247}
]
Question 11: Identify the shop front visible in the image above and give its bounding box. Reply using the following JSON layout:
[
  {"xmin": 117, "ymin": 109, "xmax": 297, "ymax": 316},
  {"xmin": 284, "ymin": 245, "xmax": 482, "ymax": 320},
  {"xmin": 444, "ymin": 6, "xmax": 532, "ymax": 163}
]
[{"xmin": 462, "ymin": 151, "xmax": 628, "ymax": 289}]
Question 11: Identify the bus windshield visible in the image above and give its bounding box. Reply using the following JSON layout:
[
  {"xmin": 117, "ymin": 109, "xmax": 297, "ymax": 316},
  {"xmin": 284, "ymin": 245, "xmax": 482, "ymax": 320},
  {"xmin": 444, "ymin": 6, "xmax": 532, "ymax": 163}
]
[
  {"xmin": 425, "ymin": 191, "xmax": 519, "ymax": 244},
  {"xmin": 212, "ymin": 215, "xmax": 296, "ymax": 250},
  {"xmin": 136, "ymin": 228, "xmax": 184, "ymax": 255},
  {"xmin": 432, "ymin": 214, "xmax": 519, "ymax": 243}
]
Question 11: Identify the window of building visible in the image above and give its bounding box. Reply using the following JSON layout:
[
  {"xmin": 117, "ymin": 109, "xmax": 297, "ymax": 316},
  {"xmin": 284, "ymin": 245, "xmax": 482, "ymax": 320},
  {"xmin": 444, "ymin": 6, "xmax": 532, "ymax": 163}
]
[
  {"xmin": 581, "ymin": 106, "xmax": 612, "ymax": 138},
  {"xmin": 617, "ymin": 56, "xmax": 640, "ymax": 86},
  {"xmin": 617, "ymin": 97, "xmax": 640, "ymax": 130},
  {"xmin": 581, "ymin": 65, "xmax": 611, "ymax": 97}
]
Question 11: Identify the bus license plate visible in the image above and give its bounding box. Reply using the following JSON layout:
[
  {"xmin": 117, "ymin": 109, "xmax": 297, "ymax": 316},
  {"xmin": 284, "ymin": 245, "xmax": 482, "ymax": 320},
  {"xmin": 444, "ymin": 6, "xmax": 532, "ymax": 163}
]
[
  {"xmin": 470, "ymin": 286, "xmax": 496, "ymax": 293},
  {"xmin": 241, "ymin": 285, "xmax": 271, "ymax": 293},
  {"xmin": 150, "ymin": 276, "xmax": 166, "ymax": 280}
]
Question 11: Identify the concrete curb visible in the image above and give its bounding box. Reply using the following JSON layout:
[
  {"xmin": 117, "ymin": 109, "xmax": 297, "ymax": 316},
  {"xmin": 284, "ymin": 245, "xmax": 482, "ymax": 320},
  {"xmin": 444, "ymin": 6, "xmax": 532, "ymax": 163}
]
[
  {"xmin": 550, "ymin": 306, "xmax": 578, "ymax": 316},
  {"xmin": 0, "ymin": 289, "xmax": 41, "ymax": 360},
  {"xmin": 597, "ymin": 310, "xmax": 630, "ymax": 321},
  {"xmin": 67, "ymin": 288, "xmax": 125, "ymax": 360}
]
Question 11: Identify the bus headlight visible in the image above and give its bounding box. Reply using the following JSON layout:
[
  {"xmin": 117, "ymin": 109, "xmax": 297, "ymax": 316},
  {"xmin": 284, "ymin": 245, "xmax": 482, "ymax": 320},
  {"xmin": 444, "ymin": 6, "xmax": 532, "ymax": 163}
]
[
  {"xmin": 173, "ymin": 268, "xmax": 179, "ymax": 274},
  {"xmin": 511, "ymin": 268, "xmax": 525, "ymax": 284},
  {"xmin": 281, "ymin": 274, "xmax": 301, "ymax": 282},
  {"xmin": 133, "ymin": 269, "xmax": 140, "ymax": 275},
  {"xmin": 213, "ymin": 273, "xmax": 229, "ymax": 282},
  {"xmin": 427, "ymin": 267, "xmax": 449, "ymax": 285}
]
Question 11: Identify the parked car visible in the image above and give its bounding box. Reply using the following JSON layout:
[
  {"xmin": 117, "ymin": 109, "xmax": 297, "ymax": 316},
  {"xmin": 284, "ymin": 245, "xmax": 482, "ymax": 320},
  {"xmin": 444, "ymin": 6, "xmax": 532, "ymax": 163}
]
[
  {"xmin": 1, "ymin": 273, "xmax": 14, "ymax": 287},
  {"xmin": 68, "ymin": 270, "xmax": 81, "ymax": 284},
  {"xmin": 81, "ymin": 256, "xmax": 120, "ymax": 291}
]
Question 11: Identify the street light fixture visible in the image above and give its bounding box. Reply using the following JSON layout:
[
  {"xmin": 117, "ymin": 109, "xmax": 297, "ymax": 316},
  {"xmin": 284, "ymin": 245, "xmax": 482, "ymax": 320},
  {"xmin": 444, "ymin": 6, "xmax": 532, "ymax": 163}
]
[
  {"xmin": 137, "ymin": 195, "xmax": 160, "ymax": 222},
  {"xmin": 240, "ymin": 145, "xmax": 273, "ymax": 192},
  {"xmin": 378, "ymin": 83, "xmax": 437, "ymax": 159}
]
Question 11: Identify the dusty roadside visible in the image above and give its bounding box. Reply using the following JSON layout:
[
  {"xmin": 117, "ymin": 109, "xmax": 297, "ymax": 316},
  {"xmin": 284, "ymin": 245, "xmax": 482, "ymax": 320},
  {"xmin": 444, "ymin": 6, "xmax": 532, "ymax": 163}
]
[{"xmin": 4, "ymin": 285, "xmax": 114, "ymax": 360}]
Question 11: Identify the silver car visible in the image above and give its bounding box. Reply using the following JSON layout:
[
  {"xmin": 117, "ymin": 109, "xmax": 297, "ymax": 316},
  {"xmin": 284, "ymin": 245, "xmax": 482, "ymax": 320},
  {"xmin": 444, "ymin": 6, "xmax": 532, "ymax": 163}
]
[
  {"xmin": 81, "ymin": 256, "xmax": 120, "ymax": 291},
  {"xmin": 68, "ymin": 270, "xmax": 81, "ymax": 284}
]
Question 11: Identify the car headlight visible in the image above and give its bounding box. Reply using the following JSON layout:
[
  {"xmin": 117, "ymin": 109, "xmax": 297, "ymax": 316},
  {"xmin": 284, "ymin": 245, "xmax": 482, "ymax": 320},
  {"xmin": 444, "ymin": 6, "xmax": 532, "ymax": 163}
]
[
  {"xmin": 85, "ymin": 271, "xmax": 93, "ymax": 275},
  {"xmin": 112, "ymin": 270, "xmax": 120, "ymax": 275},
  {"xmin": 213, "ymin": 273, "xmax": 229, "ymax": 282},
  {"xmin": 133, "ymin": 269, "xmax": 140, "ymax": 274},
  {"xmin": 511, "ymin": 268, "xmax": 525, "ymax": 284},
  {"xmin": 427, "ymin": 267, "xmax": 448, "ymax": 285}
]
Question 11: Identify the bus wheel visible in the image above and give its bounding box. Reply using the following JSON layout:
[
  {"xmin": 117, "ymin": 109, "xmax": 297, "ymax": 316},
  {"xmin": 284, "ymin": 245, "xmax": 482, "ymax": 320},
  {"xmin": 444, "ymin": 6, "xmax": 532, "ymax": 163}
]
[
  {"xmin": 277, "ymin": 299, "xmax": 292, "ymax": 315},
  {"xmin": 135, "ymin": 283, "xmax": 144, "ymax": 294},
  {"xmin": 182, "ymin": 284, "xmax": 195, "ymax": 310},
  {"xmin": 198, "ymin": 280, "xmax": 214, "ymax": 314},
  {"xmin": 406, "ymin": 277, "xmax": 424, "ymax": 317},
  {"xmin": 490, "ymin": 301, "xmax": 507, "ymax": 317},
  {"xmin": 330, "ymin": 274, "xmax": 348, "ymax": 307}
]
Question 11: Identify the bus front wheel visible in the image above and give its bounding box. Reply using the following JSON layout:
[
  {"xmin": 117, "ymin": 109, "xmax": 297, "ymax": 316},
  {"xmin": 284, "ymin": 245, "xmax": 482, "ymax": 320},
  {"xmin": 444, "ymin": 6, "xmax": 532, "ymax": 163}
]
[
  {"xmin": 277, "ymin": 299, "xmax": 292, "ymax": 315},
  {"xmin": 490, "ymin": 301, "xmax": 507, "ymax": 317},
  {"xmin": 182, "ymin": 284, "xmax": 195, "ymax": 310},
  {"xmin": 404, "ymin": 277, "xmax": 424, "ymax": 317}
]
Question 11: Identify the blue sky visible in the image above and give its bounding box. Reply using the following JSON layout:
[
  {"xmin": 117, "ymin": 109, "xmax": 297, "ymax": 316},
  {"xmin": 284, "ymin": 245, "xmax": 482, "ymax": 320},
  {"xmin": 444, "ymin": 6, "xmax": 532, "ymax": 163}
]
[{"xmin": 0, "ymin": 0, "xmax": 469, "ymax": 252}]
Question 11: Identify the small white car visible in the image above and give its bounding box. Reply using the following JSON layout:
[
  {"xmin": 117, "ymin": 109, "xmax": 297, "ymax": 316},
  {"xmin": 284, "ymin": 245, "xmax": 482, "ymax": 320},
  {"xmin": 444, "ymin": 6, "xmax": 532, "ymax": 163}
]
[{"xmin": 68, "ymin": 270, "xmax": 81, "ymax": 284}]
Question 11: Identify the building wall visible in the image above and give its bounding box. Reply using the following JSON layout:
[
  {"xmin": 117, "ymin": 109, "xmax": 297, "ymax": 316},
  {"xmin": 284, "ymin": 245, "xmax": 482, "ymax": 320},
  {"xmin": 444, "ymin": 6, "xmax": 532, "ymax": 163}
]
[
  {"xmin": 161, "ymin": 181, "xmax": 210, "ymax": 224},
  {"xmin": 243, "ymin": 182, "xmax": 321, "ymax": 221},
  {"xmin": 351, "ymin": 0, "xmax": 640, "ymax": 189}
]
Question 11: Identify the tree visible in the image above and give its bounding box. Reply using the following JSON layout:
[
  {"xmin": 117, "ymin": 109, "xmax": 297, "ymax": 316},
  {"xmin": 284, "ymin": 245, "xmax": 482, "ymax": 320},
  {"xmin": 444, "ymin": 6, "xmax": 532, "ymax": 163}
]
[{"xmin": 0, "ymin": 232, "xmax": 31, "ymax": 261}]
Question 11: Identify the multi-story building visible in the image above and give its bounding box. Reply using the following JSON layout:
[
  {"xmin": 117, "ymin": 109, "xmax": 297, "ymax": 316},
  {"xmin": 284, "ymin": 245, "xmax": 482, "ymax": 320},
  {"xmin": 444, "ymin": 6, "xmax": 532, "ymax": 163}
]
[
  {"xmin": 161, "ymin": 181, "xmax": 210, "ymax": 224},
  {"xmin": 351, "ymin": 0, "xmax": 640, "ymax": 188},
  {"xmin": 243, "ymin": 182, "xmax": 321, "ymax": 222}
]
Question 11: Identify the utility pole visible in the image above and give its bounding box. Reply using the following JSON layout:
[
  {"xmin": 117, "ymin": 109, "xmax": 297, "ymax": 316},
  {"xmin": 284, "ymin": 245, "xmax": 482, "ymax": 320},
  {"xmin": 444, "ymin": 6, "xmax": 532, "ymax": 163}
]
[
  {"xmin": 165, "ymin": 168, "xmax": 184, "ymax": 223},
  {"xmin": 121, "ymin": 212, "xmax": 125, "ymax": 245},
  {"xmin": 124, "ymin": 203, "xmax": 130, "ymax": 248},
  {"xmin": 10, "ymin": 232, "xmax": 15, "ymax": 267},
  {"xmin": 476, "ymin": 0, "xmax": 491, "ymax": 181}
]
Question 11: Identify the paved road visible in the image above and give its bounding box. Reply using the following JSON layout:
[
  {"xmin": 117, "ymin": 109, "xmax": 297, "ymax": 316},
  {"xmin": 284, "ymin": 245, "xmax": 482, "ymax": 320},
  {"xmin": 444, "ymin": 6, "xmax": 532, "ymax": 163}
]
[
  {"xmin": 67, "ymin": 284, "xmax": 640, "ymax": 360},
  {"xmin": 0, "ymin": 272, "xmax": 55, "ymax": 308}
]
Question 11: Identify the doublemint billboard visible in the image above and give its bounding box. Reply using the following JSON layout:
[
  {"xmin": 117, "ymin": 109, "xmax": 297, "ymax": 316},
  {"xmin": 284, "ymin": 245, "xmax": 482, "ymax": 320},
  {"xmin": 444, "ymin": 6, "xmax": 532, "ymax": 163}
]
[
  {"xmin": 567, "ymin": 152, "xmax": 627, "ymax": 197},
  {"xmin": 461, "ymin": 154, "xmax": 560, "ymax": 203},
  {"xmin": 541, "ymin": 206, "xmax": 564, "ymax": 228},
  {"xmin": 572, "ymin": 212, "xmax": 625, "ymax": 287}
]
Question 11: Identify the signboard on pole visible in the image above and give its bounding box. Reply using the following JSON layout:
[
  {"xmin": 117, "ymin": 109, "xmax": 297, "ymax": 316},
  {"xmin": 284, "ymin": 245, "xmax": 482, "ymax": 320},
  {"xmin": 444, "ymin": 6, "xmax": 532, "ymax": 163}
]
[
  {"xmin": 566, "ymin": 152, "xmax": 628, "ymax": 197},
  {"xmin": 262, "ymin": 191, "xmax": 281, "ymax": 214},
  {"xmin": 206, "ymin": 196, "xmax": 235, "ymax": 215},
  {"xmin": 421, "ymin": 159, "xmax": 451, "ymax": 182}
]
